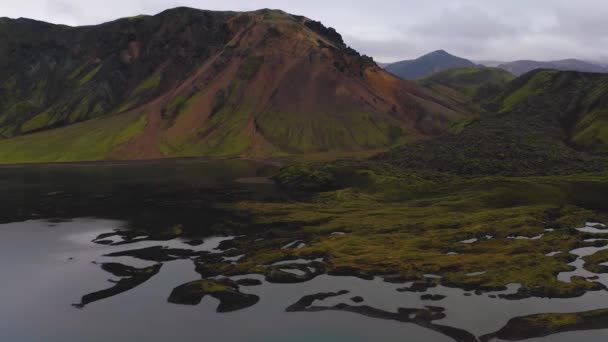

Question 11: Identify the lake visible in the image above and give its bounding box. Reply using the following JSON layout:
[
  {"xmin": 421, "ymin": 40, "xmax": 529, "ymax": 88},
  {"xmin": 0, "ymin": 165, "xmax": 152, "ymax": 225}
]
[{"xmin": 1, "ymin": 159, "xmax": 608, "ymax": 342}]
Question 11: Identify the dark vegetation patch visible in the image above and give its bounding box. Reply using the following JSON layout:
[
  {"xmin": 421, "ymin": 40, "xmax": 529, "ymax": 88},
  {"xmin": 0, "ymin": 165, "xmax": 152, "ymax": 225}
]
[
  {"xmin": 382, "ymin": 70, "xmax": 608, "ymax": 176},
  {"xmin": 480, "ymin": 309, "xmax": 608, "ymax": 341},
  {"xmin": 168, "ymin": 278, "xmax": 260, "ymax": 312},
  {"xmin": 351, "ymin": 296, "xmax": 364, "ymax": 303},
  {"xmin": 237, "ymin": 56, "xmax": 264, "ymax": 80},
  {"xmin": 421, "ymin": 294, "xmax": 446, "ymax": 301},
  {"xmin": 421, "ymin": 67, "xmax": 514, "ymax": 102},
  {"xmin": 73, "ymin": 263, "xmax": 162, "ymax": 308}
]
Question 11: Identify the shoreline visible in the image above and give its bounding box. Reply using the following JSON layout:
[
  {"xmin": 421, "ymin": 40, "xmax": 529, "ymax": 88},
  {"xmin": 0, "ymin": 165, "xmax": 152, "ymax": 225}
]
[{"xmin": 0, "ymin": 156, "xmax": 288, "ymax": 169}]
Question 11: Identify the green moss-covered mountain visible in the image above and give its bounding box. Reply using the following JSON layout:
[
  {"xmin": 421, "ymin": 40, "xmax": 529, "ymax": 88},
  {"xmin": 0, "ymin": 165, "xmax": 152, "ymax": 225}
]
[
  {"xmin": 417, "ymin": 67, "xmax": 515, "ymax": 131},
  {"xmin": 380, "ymin": 69, "xmax": 608, "ymax": 175},
  {"xmin": 419, "ymin": 67, "xmax": 515, "ymax": 106},
  {"xmin": 496, "ymin": 59, "xmax": 608, "ymax": 77},
  {"xmin": 0, "ymin": 8, "xmax": 469, "ymax": 163}
]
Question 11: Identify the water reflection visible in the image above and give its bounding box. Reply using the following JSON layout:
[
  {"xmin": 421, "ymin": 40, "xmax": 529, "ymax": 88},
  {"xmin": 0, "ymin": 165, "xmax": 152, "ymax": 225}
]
[{"xmin": 73, "ymin": 263, "xmax": 162, "ymax": 308}]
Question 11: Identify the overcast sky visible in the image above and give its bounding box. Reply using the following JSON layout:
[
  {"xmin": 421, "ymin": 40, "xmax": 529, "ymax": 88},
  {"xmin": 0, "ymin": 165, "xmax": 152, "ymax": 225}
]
[{"xmin": 2, "ymin": 0, "xmax": 608, "ymax": 63}]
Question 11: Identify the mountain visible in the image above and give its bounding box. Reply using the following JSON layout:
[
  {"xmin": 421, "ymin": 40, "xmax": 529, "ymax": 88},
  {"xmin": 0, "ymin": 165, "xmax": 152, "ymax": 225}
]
[
  {"xmin": 0, "ymin": 8, "xmax": 468, "ymax": 163},
  {"xmin": 496, "ymin": 59, "xmax": 608, "ymax": 76},
  {"xmin": 498, "ymin": 70, "xmax": 608, "ymax": 153},
  {"xmin": 418, "ymin": 67, "xmax": 514, "ymax": 109},
  {"xmin": 384, "ymin": 50, "xmax": 476, "ymax": 80},
  {"xmin": 380, "ymin": 69, "xmax": 608, "ymax": 175}
]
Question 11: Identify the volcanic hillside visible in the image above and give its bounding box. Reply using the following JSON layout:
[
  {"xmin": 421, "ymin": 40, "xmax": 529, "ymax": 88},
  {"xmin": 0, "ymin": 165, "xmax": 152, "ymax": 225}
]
[{"xmin": 0, "ymin": 7, "xmax": 468, "ymax": 163}]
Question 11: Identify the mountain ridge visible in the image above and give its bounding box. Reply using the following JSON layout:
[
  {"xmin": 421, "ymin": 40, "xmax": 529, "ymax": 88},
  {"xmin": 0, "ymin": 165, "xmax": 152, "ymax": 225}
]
[
  {"xmin": 418, "ymin": 67, "xmax": 515, "ymax": 117},
  {"xmin": 384, "ymin": 50, "xmax": 477, "ymax": 80},
  {"xmin": 491, "ymin": 59, "xmax": 608, "ymax": 76},
  {"xmin": 0, "ymin": 7, "xmax": 468, "ymax": 163},
  {"xmin": 380, "ymin": 69, "xmax": 608, "ymax": 175}
]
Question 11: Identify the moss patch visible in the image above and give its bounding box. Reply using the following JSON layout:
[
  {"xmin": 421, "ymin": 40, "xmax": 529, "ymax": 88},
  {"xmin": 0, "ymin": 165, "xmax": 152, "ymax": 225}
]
[
  {"xmin": 238, "ymin": 56, "xmax": 264, "ymax": 80},
  {"xmin": 186, "ymin": 162, "xmax": 608, "ymax": 299},
  {"xmin": 0, "ymin": 111, "xmax": 147, "ymax": 163},
  {"xmin": 78, "ymin": 65, "xmax": 102, "ymax": 86},
  {"xmin": 162, "ymin": 81, "xmax": 254, "ymax": 157},
  {"xmin": 500, "ymin": 70, "xmax": 557, "ymax": 112},
  {"xmin": 482, "ymin": 309, "xmax": 608, "ymax": 341},
  {"xmin": 257, "ymin": 108, "xmax": 407, "ymax": 154},
  {"xmin": 131, "ymin": 73, "xmax": 161, "ymax": 98},
  {"xmin": 20, "ymin": 111, "xmax": 52, "ymax": 133}
]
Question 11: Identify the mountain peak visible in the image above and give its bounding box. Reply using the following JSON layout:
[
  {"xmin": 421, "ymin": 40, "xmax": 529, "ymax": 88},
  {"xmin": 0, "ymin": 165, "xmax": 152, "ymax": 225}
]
[
  {"xmin": 255, "ymin": 8, "xmax": 290, "ymax": 16},
  {"xmin": 0, "ymin": 7, "xmax": 467, "ymax": 162},
  {"xmin": 428, "ymin": 49, "xmax": 451, "ymax": 56},
  {"xmin": 385, "ymin": 50, "xmax": 475, "ymax": 80}
]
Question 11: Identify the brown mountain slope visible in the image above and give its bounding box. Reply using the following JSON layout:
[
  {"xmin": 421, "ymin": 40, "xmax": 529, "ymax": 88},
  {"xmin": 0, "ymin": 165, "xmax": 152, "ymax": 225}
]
[{"xmin": 0, "ymin": 8, "xmax": 468, "ymax": 162}]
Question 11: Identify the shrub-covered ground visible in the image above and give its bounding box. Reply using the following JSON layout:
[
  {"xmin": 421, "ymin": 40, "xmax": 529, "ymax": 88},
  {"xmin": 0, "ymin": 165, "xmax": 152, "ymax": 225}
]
[{"xmin": 186, "ymin": 160, "xmax": 608, "ymax": 299}]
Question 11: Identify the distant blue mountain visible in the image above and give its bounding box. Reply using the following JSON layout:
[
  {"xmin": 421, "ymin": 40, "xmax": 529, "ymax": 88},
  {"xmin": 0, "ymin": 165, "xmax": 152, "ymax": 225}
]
[{"xmin": 384, "ymin": 50, "xmax": 476, "ymax": 80}]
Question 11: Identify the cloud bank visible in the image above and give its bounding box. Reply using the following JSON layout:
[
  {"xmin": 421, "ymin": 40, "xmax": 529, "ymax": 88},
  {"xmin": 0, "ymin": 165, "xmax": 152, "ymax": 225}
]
[{"xmin": 2, "ymin": 0, "xmax": 608, "ymax": 63}]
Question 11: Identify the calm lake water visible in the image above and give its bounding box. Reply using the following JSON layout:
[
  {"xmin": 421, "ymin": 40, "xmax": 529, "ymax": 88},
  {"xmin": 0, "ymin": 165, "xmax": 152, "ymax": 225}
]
[{"xmin": 1, "ymin": 159, "xmax": 608, "ymax": 342}]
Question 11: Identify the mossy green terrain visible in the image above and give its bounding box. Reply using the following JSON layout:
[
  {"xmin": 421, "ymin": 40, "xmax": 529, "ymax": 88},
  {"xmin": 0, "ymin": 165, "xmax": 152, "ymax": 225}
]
[
  {"xmin": 496, "ymin": 70, "xmax": 608, "ymax": 153},
  {"xmin": 420, "ymin": 67, "xmax": 514, "ymax": 106},
  {"xmin": 20, "ymin": 111, "xmax": 53, "ymax": 133},
  {"xmin": 481, "ymin": 309, "xmax": 608, "ymax": 341},
  {"xmin": 571, "ymin": 80, "xmax": 608, "ymax": 153},
  {"xmin": 256, "ymin": 108, "xmax": 407, "ymax": 153},
  {"xmin": 0, "ymin": 111, "xmax": 146, "ymax": 163},
  {"xmin": 499, "ymin": 70, "xmax": 558, "ymax": 112},
  {"xmin": 383, "ymin": 70, "xmax": 608, "ymax": 176},
  {"xmin": 418, "ymin": 67, "xmax": 515, "ymax": 133},
  {"xmin": 78, "ymin": 65, "xmax": 102, "ymax": 86},
  {"xmin": 583, "ymin": 249, "xmax": 608, "ymax": 273},
  {"xmin": 193, "ymin": 81, "xmax": 253, "ymax": 156},
  {"xmin": 160, "ymin": 80, "xmax": 256, "ymax": 157},
  {"xmin": 151, "ymin": 160, "xmax": 607, "ymax": 299},
  {"xmin": 128, "ymin": 73, "xmax": 162, "ymax": 100},
  {"xmin": 161, "ymin": 91, "xmax": 202, "ymax": 125}
]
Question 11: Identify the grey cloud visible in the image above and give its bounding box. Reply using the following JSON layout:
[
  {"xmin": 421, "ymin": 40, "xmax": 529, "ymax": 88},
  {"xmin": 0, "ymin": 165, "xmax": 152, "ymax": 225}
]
[
  {"xmin": 551, "ymin": 0, "xmax": 608, "ymax": 38},
  {"xmin": 407, "ymin": 5, "xmax": 518, "ymax": 40},
  {"xmin": 2, "ymin": 0, "xmax": 607, "ymax": 63}
]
